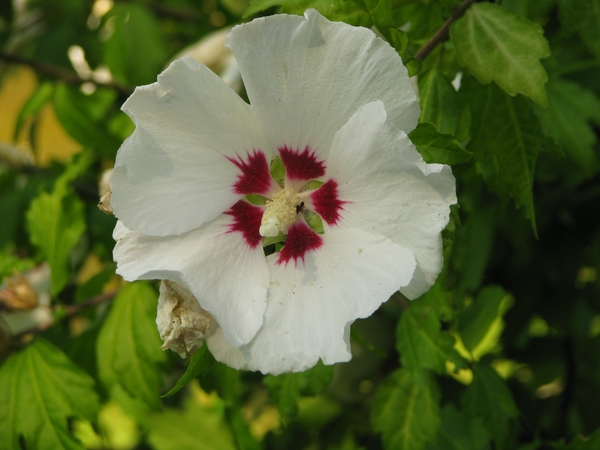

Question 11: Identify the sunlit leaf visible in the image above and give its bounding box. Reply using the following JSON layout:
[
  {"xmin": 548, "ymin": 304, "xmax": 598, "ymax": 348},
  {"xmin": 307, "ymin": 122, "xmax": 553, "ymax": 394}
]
[
  {"xmin": 0, "ymin": 338, "xmax": 100, "ymax": 450},
  {"xmin": 450, "ymin": 2, "xmax": 550, "ymax": 106},
  {"xmin": 147, "ymin": 390, "xmax": 236, "ymax": 450},
  {"xmin": 458, "ymin": 286, "xmax": 508, "ymax": 352},
  {"xmin": 462, "ymin": 364, "xmax": 519, "ymax": 450},
  {"xmin": 371, "ymin": 368, "xmax": 440, "ymax": 450},
  {"xmin": 409, "ymin": 122, "xmax": 471, "ymax": 166},
  {"xmin": 396, "ymin": 293, "xmax": 467, "ymax": 379},
  {"xmin": 97, "ymin": 282, "xmax": 166, "ymax": 410}
]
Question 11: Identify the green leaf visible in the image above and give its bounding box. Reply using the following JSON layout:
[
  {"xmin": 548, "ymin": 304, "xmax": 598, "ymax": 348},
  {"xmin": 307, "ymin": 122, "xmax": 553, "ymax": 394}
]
[
  {"xmin": 53, "ymin": 85, "xmax": 122, "ymax": 158},
  {"xmin": 243, "ymin": 0, "xmax": 371, "ymax": 26},
  {"xmin": 458, "ymin": 286, "xmax": 508, "ymax": 352},
  {"xmin": 161, "ymin": 344, "xmax": 216, "ymax": 398},
  {"xmin": 0, "ymin": 338, "xmax": 100, "ymax": 450},
  {"xmin": 369, "ymin": 0, "xmax": 409, "ymax": 53},
  {"xmin": 97, "ymin": 282, "xmax": 166, "ymax": 410},
  {"xmin": 396, "ymin": 295, "xmax": 467, "ymax": 379},
  {"xmin": 14, "ymin": 82, "xmax": 53, "ymax": 140},
  {"xmin": 450, "ymin": 2, "xmax": 550, "ymax": 106},
  {"xmin": 559, "ymin": 0, "xmax": 600, "ymax": 58},
  {"xmin": 371, "ymin": 368, "xmax": 441, "ymax": 450},
  {"xmin": 418, "ymin": 69, "xmax": 460, "ymax": 135},
  {"xmin": 535, "ymin": 78, "xmax": 600, "ymax": 172},
  {"xmin": 263, "ymin": 361, "xmax": 334, "ymax": 420},
  {"xmin": 466, "ymin": 80, "xmax": 541, "ymax": 235},
  {"xmin": 409, "ymin": 122, "xmax": 471, "ymax": 166},
  {"xmin": 434, "ymin": 404, "xmax": 490, "ymax": 450},
  {"xmin": 104, "ymin": 4, "xmax": 168, "ymax": 85},
  {"xmin": 147, "ymin": 393, "xmax": 236, "ymax": 450},
  {"xmin": 462, "ymin": 364, "xmax": 519, "ymax": 450},
  {"xmin": 26, "ymin": 154, "xmax": 92, "ymax": 295}
]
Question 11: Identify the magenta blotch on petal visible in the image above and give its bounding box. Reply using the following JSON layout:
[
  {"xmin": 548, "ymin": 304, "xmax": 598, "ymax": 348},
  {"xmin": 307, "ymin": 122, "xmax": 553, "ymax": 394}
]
[
  {"xmin": 279, "ymin": 146, "xmax": 326, "ymax": 181},
  {"xmin": 276, "ymin": 222, "xmax": 323, "ymax": 266},
  {"xmin": 225, "ymin": 201, "xmax": 264, "ymax": 248},
  {"xmin": 227, "ymin": 150, "xmax": 272, "ymax": 195},
  {"xmin": 310, "ymin": 179, "xmax": 345, "ymax": 226}
]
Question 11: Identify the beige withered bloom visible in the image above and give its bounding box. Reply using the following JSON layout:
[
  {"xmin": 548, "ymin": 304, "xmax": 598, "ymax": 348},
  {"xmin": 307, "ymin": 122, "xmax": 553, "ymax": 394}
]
[
  {"xmin": 98, "ymin": 168, "xmax": 113, "ymax": 215},
  {"xmin": 1, "ymin": 265, "xmax": 52, "ymax": 335},
  {"xmin": 157, "ymin": 280, "xmax": 216, "ymax": 358},
  {"xmin": 0, "ymin": 273, "xmax": 38, "ymax": 311}
]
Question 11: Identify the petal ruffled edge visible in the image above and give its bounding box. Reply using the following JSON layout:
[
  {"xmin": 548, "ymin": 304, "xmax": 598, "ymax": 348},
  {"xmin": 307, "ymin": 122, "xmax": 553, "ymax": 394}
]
[
  {"xmin": 111, "ymin": 56, "xmax": 269, "ymax": 236},
  {"xmin": 227, "ymin": 9, "xmax": 419, "ymax": 160}
]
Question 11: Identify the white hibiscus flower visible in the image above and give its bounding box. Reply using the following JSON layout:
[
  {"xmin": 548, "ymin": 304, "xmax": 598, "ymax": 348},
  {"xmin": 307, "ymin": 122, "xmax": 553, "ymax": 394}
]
[{"xmin": 111, "ymin": 9, "xmax": 456, "ymax": 375}]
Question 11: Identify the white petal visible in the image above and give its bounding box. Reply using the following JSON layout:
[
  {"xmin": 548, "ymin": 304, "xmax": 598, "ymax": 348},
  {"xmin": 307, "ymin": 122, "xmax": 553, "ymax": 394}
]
[
  {"xmin": 227, "ymin": 9, "xmax": 419, "ymax": 158},
  {"xmin": 206, "ymin": 327, "xmax": 248, "ymax": 370},
  {"xmin": 111, "ymin": 56, "xmax": 268, "ymax": 236},
  {"xmin": 112, "ymin": 215, "xmax": 269, "ymax": 347},
  {"xmin": 325, "ymin": 101, "xmax": 456, "ymax": 299},
  {"xmin": 210, "ymin": 227, "xmax": 415, "ymax": 375}
]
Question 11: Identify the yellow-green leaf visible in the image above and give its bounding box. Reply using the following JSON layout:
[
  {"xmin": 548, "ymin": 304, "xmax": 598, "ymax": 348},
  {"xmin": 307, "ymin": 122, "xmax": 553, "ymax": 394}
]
[{"xmin": 0, "ymin": 339, "xmax": 100, "ymax": 450}]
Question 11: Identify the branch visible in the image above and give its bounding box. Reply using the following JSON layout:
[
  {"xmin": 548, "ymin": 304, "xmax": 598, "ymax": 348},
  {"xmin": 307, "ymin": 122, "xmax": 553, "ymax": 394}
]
[
  {"xmin": 0, "ymin": 51, "xmax": 134, "ymax": 96},
  {"xmin": 7, "ymin": 290, "xmax": 119, "ymax": 345},
  {"xmin": 414, "ymin": 0, "xmax": 476, "ymax": 61},
  {"xmin": 63, "ymin": 290, "xmax": 119, "ymax": 316}
]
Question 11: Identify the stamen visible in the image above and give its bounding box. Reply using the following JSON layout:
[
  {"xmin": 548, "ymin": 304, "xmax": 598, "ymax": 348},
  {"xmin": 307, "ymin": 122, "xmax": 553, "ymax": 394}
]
[{"xmin": 259, "ymin": 189, "xmax": 300, "ymax": 237}]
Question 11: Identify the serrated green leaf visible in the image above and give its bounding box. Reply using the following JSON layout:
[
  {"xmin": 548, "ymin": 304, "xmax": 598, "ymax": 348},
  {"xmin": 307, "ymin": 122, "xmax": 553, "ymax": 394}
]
[
  {"xmin": 409, "ymin": 122, "xmax": 471, "ymax": 166},
  {"xmin": 263, "ymin": 361, "xmax": 334, "ymax": 420},
  {"xmin": 462, "ymin": 364, "xmax": 519, "ymax": 450},
  {"xmin": 161, "ymin": 344, "xmax": 216, "ymax": 398},
  {"xmin": 396, "ymin": 298, "xmax": 467, "ymax": 379},
  {"xmin": 466, "ymin": 80, "xmax": 540, "ymax": 235},
  {"xmin": 0, "ymin": 338, "xmax": 100, "ymax": 450},
  {"xmin": 450, "ymin": 2, "xmax": 550, "ymax": 106},
  {"xmin": 458, "ymin": 286, "xmax": 508, "ymax": 352},
  {"xmin": 26, "ymin": 154, "xmax": 91, "ymax": 295},
  {"xmin": 104, "ymin": 4, "xmax": 168, "ymax": 85},
  {"xmin": 418, "ymin": 69, "xmax": 460, "ymax": 135},
  {"xmin": 97, "ymin": 282, "xmax": 166, "ymax": 410},
  {"xmin": 244, "ymin": 0, "xmax": 371, "ymax": 26},
  {"xmin": 434, "ymin": 404, "xmax": 490, "ymax": 450},
  {"xmin": 372, "ymin": 368, "xmax": 441, "ymax": 450},
  {"xmin": 559, "ymin": 0, "xmax": 600, "ymax": 58},
  {"xmin": 147, "ymin": 394, "xmax": 236, "ymax": 450},
  {"xmin": 535, "ymin": 78, "xmax": 600, "ymax": 172}
]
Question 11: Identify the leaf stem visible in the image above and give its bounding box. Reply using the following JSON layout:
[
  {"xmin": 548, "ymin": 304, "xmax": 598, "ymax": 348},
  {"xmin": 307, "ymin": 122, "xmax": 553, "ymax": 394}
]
[
  {"xmin": 0, "ymin": 51, "xmax": 134, "ymax": 96},
  {"xmin": 414, "ymin": 0, "xmax": 476, "ymax": 61}
]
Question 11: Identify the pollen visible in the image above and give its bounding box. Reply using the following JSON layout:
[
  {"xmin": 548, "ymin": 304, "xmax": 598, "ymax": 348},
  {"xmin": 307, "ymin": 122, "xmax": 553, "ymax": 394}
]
[{"xmin": 259, "ymin": 189, "xmax": 301, "ymax": 237}]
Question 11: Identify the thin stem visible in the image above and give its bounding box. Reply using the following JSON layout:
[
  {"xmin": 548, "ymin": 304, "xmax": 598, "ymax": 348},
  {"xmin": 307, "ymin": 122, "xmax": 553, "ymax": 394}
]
[
  {"xmin": 414, "ymin": 0, "xmax": 476, "ymax": 61},
  {"xmin": 0, "ymin": 51, "xmax": 134, "ymax": 96}
]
